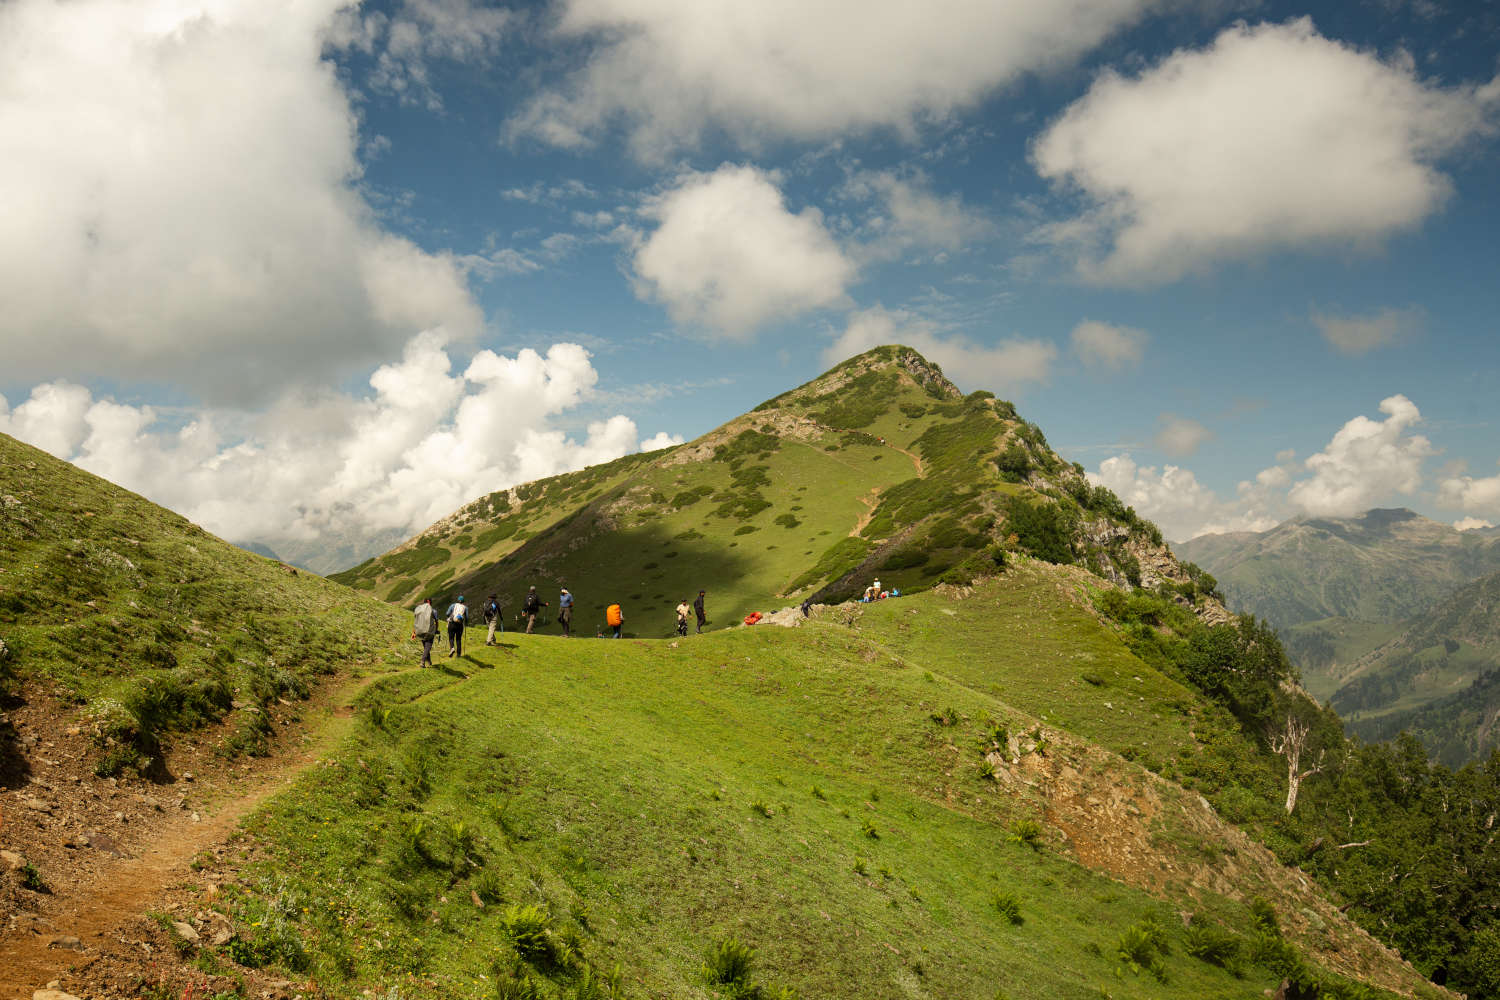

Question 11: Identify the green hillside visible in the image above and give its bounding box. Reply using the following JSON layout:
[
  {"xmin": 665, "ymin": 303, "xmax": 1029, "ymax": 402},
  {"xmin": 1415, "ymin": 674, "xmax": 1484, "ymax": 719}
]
[
  {"xmin": 1336, "ymin": 572, "xmax": 1500, "ymax": 765},
  {"xmin": 6, "ymin": 359, "xmax": 1498, "ymax": 1000},
  {"xmin": 1178, "ymin": 511, "xmax": 1500, "ymax": 748},
  {"xmin": 1176, "ymin": 509, "xmax": 1500, "ymax": 629},
  {"xmin": 224, "ymin": 572, "xmax": 1443, "ymax": 1000},
  {"xmin": 0, "ymin": 431, "xmax": 406, "ymax": 773},
  {"xmin": 335, "ymin": 347, "xmax": 1216, "ymax": 633}
]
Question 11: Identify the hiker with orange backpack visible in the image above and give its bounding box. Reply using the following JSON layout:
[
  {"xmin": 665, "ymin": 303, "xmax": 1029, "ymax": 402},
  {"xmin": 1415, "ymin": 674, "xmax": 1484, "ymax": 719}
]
[{"xmin": 606, "ymin": 602, "xmax": 624, "ymax": 639}]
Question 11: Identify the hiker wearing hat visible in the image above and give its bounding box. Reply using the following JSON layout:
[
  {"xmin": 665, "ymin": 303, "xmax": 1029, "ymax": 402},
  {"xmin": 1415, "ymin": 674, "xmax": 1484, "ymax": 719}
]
[
  {"xmin": 446, "ymin": 595, "xmax": 469, "ymax": 657},
  {"xmin": 522, "ymin": 586, "xmax": 548, "ymax": 634},
  {"xmin": 483, "ymin": 593, "xmax": 502, "ymax": 646},
  {"xmin": 557, "ymin": 588, "xmax": 574, "ymax": 637},
  {"xmin": 693, "ymin": 590, "xmax": 707, "ymax": 634}
]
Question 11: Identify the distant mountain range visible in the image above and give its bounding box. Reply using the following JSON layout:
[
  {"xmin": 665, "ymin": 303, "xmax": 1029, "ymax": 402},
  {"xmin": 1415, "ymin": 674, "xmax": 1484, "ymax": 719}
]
[{"xmin": 1178, "ymin": 510, "xmax": 1500, "ymax": 763}]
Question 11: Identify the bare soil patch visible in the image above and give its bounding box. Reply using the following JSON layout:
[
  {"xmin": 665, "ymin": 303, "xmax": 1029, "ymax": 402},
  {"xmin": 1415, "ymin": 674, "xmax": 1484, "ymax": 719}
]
[{"xmin": 0, "ymin": 677, "xmax": 367, "ymax": 999}]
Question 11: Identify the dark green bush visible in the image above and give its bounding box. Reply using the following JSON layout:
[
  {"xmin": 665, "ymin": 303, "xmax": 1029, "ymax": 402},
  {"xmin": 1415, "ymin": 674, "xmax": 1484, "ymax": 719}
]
[{"xmin": 1001, "ymin": 496, "xmax": 1074, "ymax": 564}]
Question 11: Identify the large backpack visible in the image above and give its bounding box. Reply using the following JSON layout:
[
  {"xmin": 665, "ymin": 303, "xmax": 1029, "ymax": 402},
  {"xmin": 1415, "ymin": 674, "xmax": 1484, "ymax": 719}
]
[{"xmin": 606, "ymin": 604, "xmax": 622, "ymax": 626}]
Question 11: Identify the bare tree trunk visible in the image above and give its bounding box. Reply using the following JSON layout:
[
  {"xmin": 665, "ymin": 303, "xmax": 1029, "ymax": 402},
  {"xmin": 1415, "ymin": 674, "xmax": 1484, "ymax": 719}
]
[{"xmin": 1269, "ymin": 714, "xmax": 1324, "ymax": 815}]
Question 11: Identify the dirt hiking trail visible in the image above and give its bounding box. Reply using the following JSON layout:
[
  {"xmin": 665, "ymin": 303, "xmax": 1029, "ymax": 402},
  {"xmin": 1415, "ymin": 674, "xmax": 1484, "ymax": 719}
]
[{"xmin": 0, "ymin": 663, "xmax": 463, "ymax": 999}]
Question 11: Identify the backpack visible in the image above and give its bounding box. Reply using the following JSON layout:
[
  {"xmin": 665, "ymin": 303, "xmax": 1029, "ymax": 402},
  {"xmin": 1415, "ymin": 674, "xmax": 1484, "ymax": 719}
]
[
  {"xmin": 525, "ymin": 593, "xmax": 541, "ymax": 614},
  {"xmin": 606, "ymin": 604, "xmax": 622, "ymax": 626}
]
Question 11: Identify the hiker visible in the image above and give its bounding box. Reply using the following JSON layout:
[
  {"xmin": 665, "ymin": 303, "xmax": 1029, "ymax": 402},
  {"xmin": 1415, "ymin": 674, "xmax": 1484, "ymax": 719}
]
[
  {"xmin": 606, "ymin": 602, "xmax": 624, "ymax": 639},
  {"xmin": 446, "ymin": 594, "xmax": 468, "ymax": 657},
  {"xmin": 523, "ymin": 586, "xmax": 547, "ymax": 634},
  {"xmin": 483, "ymin": 593, "xmax": 502, "ymax": 646},
  {"xmin": 558, "ymin": 588, "xmax": 574, "ymax": 637},
  {"xmin": 693, "ymin": 590, "xmax": 707, "ymax": 634},
  {"xmin": 675, "ymin": 599, "xmax": 691, "ymax": 637},
  {"xmin": 412, "ymin": 598, "xmax": 439, "ymax": 668}
]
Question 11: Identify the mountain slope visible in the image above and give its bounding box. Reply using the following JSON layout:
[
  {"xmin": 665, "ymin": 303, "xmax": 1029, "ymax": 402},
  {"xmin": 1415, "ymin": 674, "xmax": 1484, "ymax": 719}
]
[
  {"xmin": 177, "ymin": 574, "xmax": 1439, "ymax": 1000},
  {"xmin": 336, "ymin": 346, "xmax": 1220, "ymax": 633},
  {"xmin": 1176, "ymin": 508, "xmax": 1500, "ymax": 628},
  {"xmin": 0, "ymin": 431, "xmax": 406, "ymax": 772},
  {"xmin": 1336, "ymin": 570, "xmax": 1500, "ymax": 765},
  {"xmin": 1178, "ymin": 511, "xmax": 1500, "ymax": 727}
]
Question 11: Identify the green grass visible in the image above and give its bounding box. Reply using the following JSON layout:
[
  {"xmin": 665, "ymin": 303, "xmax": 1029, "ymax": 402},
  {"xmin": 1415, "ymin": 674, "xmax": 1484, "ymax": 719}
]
[
  {"xmin": 219, "ymin": 579, "xmax": 1416, "ymax": 1000},
  {"xmin": 0, "ymin": 432, "xmax": 407, "ymax": 768}
]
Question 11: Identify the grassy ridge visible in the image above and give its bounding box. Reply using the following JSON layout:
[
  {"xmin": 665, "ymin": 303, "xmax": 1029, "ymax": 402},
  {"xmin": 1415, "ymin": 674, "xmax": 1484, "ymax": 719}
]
[
  {"xmin": 0, "ymin": 432, "xmax": 407, "ymax": 770},
  {"xmin": 218, "ymin": 573, "xmax": 1428, "ymax": 1000},
  {"xmin": 334, "ymin": 347, "xmax": 1179, "ymax": 634}
]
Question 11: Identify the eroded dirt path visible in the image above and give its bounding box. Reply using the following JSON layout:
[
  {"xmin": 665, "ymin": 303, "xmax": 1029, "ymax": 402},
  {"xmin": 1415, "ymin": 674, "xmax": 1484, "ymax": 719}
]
[{"xmin": 0, "ymin": 665, "xmax": 456, "ymax": 998}]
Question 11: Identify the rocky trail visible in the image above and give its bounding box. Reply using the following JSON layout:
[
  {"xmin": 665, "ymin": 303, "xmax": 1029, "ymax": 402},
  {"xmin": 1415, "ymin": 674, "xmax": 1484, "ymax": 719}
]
[{"xmin": 0, "ymin": 662, "xmax": 457, "ymax": 999}]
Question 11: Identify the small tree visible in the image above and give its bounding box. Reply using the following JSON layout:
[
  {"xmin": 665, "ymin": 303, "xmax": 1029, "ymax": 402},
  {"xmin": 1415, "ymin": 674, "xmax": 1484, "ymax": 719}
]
[{"xmin": 1268, "ymin": 713, "xmax": 1325, "ymax": 814}]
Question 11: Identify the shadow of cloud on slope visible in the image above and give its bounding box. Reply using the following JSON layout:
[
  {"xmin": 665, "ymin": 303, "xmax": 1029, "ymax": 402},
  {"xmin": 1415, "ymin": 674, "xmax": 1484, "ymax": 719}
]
[{"xmin": 440, "ymin": 520, "xmax": 759, "ymax": 640}]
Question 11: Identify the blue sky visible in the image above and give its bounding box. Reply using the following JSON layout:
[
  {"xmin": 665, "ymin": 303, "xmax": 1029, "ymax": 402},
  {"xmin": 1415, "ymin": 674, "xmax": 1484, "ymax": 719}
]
[{"xmin": 1, "ymin": 0, "xmax": 1497, "ymax": 569}]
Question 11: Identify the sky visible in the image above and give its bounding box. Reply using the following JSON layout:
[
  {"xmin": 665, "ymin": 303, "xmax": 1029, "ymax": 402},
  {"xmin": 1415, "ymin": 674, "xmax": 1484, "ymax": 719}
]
[{"xmin": 1, "ymin": 0, "xmax": 1498, "ymax": 570}]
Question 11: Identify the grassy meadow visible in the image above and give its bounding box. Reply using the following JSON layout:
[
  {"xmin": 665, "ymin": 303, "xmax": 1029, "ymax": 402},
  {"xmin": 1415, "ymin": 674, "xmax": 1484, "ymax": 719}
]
[
  {"xmin": 222, "ymin": 572, "xmax": 1424, "ymax": 1000},
  {"xmin": 0, "ymin": 432, "xmax": 408, "ymax": 771}
]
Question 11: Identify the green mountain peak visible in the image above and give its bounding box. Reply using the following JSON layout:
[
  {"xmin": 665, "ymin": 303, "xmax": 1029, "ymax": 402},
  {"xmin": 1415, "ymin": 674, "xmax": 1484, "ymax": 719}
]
[{"xmin": 335, "ymin": 346, "xmax": 1222, "ymax": 633}]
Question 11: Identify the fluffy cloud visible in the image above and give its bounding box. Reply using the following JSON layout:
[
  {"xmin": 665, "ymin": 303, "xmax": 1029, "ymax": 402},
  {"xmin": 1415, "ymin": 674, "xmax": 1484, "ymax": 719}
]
[
  {"xmin": 510, "ymin": 0, "xmax": 1174, "ymax": 157},
  {"xmin": 1439, "ymin": 461, "xmax": 1500, "ymax": 520},
  {"xmin": 1033, "ymin": 19, "xmax": 1500, "ymax": 283},
  {"xmin": 0, "ymin": 0, "xmax": 481, "ymax": 403},
  {"xmin": 0, "ymin": 336, "xmax": 674, "ymax": 573},
  {"xmin": 1154, "ymin": 415, "xmax": 1213, "ymax": 457},
  {"xmin": 1090, "ymin": 396, "xmax": 1442, "ymax": 539},
  {"xmin": 631, "ymin": 165, "xmax": 856, "ymax": 336},
  {"xmin": 1312, "ymin": 305, "xmax": 1426, "ymax": 355},
  {"xmin": 1288, "ymin": 394, "xmax": 1433, "ymax": 516},
  {"xmin": 1454, "ymin": 517, "xmax": 1495, "ymax": 532},
  {"xmin": 1069, "ymin": 320, "xmax": 1147, "ymax": 370},
  {"xmin": 1089, "ymin": 455, "xmax": 1278, "ymax": 541},
  {"xmin": 824, "ymin": 306, "xmax": 1055, "ymax": 393}
]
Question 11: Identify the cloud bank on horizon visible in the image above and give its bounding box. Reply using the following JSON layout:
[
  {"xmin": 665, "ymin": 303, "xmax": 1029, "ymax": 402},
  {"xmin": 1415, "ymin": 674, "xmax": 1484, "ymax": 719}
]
[
  {"xmin": 2, "ymin": 0, "xmax": 1498, "ymax": 565},
  {"xmin": 0, "ymin": 334, "xmax": 680, "ymax": 570}
]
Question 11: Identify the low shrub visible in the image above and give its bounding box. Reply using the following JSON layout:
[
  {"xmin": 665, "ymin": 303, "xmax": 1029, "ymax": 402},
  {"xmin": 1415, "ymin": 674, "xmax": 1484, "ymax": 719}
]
[
  {"xmin": 1115, "ymin": 917, "xmax": 1169, "ymax": 983},
  {"xmin": 990, "ymin": 891, "xmax": 1023, "ymax": 925},
  {"xmin": 1185, "ymin": 919, "xmax": 1244, "ymax": 976}
]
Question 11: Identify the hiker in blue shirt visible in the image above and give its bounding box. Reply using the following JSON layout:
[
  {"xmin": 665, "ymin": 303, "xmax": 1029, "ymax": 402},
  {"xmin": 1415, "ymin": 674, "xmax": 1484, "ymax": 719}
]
[
  {"xmin": 558, "ymin": 588, "xmax": 574, "ymax": 637},
  {"xmin": 446, "ymin": 595, "xmax": 468, "ymax": 657}
]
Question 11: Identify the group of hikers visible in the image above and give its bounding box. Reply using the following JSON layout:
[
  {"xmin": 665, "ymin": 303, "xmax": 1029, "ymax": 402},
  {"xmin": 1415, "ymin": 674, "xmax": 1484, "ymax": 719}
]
[{"xmin": 409, "ymin": 587, "xmax": 708, "ymax": 666}]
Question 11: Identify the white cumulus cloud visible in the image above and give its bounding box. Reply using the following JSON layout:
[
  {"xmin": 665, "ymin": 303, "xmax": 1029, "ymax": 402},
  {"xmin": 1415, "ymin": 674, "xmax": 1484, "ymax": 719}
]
[
  {"xmin": 823, "ymin": 306, "xmax": 1055, "ymax": 394},
  {"xmin": 1288, "ymin": 394, "xmax": 1433, "ymax": 516},
  {"xmin": 1454, "ymin": 517, "xmax": 1495, "ymax": 532},
  {"xmin": 1439, "ymin": 460, "xmax": 1500, "ymax": 521},
  {"xmin": 1089, "ymin": 455, "xmax": 1278, "ymax": 542},
  {"xmin": 631, "ymin": 165, "xmax": 856, "ymax": 337},
  {"xmin": 509, "ymin": 0, "xmax": 1177, "ymax": 158},
  {"xmin": 1032, "ymin": 18, "xmax": 1500, "ymax": 284},
  {"xmin": 0, "ymin": 0, "xmax": 481, "ymax": 404},
  {"xmin": 1070, "ymin": 320, "xmax": 1148, "ymax": 370},
  {"xmin": 1312, "ymin": 305, "xmax": 1426, "ymax": 355},
  {"xmin": 0, "ymin": 336, "xmax": 674, "ymax": 573}
]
